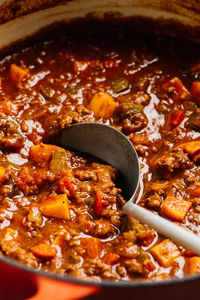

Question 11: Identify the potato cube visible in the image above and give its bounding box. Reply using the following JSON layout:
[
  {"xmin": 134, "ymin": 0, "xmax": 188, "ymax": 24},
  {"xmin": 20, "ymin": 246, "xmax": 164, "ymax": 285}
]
[
  {"xmin": 184, "ymin": 256, "xmax": 200, "ymax": 274},
  {"xmin": 40, "ymin": 194, "xmax": 70, "ymax": 220},
  {"xmin": 161, "ymin": 196, "xmax": 192, "ymax": 222},
  {"xmin": 88, "ymin": 92, "xmax": 116, "ymax": 118},
  {"xmin": 150, "ymin": 239, "xmax": 180, "ymax": 267}
]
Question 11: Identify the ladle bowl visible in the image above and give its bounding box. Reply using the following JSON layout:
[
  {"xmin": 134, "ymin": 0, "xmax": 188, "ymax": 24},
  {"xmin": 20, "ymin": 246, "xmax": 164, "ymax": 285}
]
[{"xmin": 60, "ymin": 122, "xmax": 200, "ymax": 255}]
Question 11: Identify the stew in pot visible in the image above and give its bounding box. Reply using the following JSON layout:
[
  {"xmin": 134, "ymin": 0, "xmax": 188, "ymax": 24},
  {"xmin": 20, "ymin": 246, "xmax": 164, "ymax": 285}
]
[{"xmin": 0, "ymin": 20, "xmax": 200, "ymax": 282}]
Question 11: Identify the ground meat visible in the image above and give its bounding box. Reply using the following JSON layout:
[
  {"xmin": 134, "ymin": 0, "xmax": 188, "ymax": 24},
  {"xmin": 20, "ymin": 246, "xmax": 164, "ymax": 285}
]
[
  {"xmin": 153, "ymin": 149, "xmax": 193, "ymax": 178},
  {"xmin": 78, "ymin": 215, "xmax": 116, "ymax": 238},
  {"xmin": 0, "ymin": 229, "xmax": 38, "ymax": 268},
  {"xmin": 115, "ymin": 242, "xmax": 140, "ymax": 259},
  {"xmin": 122, "ymin": 112, "xmax": 147, "ymax": 134},
  {"xmin": 125, "ymin": 259, "xmax": 143, "ymax": 275},
  {"xmin": 146, "ymin": 193, "xmax": 162, "ymax": 210},
  {"xmin": 0, "ymin": 119, "xmax": 24, "ymax": 149}
]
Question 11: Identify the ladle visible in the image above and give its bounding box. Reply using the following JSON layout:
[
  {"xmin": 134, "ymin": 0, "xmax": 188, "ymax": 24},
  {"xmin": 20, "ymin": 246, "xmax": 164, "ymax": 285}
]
[{"xmin": 60, "ymin": 122, "xmax": 200, "ymax": 255}]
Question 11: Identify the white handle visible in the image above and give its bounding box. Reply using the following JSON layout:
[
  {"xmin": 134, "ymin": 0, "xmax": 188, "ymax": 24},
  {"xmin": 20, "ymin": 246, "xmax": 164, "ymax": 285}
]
[{"xmin": 123, "ymin": 201, "xmax": 200, "ymax": 255}]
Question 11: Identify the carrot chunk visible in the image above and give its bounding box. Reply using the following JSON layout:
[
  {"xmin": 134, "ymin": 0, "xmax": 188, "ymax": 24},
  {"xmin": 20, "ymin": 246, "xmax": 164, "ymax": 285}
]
[
  {"xmin": 81, "ymin": 237, "xmax": 101, "ymax": 258},
  {"xmin": 32, "ymin": 243, "xmax": 57, "ymax": 260},
  {"xmin": 170, "ymin": 110, "xmax": 185, "ymax": 126},
  {"xmin": 94, "ymin": 190, "xmax": 103, "ymax": 215},
  {"xmin": 103, "ymin": 252, "xmax": 120, "ymax": 265},
  {"xmin": 0, "ymin": 166, "xmax": 5, "ymax": 182},
  {"xmin": 39, "ymin": 194, "xmax": 70, "ymax": 220},
  {"xmin": 30, "ymin": 143, "xmax": 61, "ymax": 163},
  {"xmin": 58, "ymin": 175, "xmax": 76, "ymax": 199},
  {"xmin": 184, "ymin": 256, "xmax": 200, "ymax": 274},
  {"xmin": 162, "ymin": 77, "xmax": 190, "ymax": 101},
  {"xmin": 161, "ymin": 196, "xmax": 192, "ymax": 222},
  {"xmin": 191, "ymin": 81, "xmax": 200, "ymax": 104},
  {"xmin": 191, "ymin": 186, "xmax": 200, "ymax": 197},
  {"xmin": 150, "ymin": 239, "xmax": 180, "ymax": 267},
  {"xmin": 88, "ymin": 92, "xmax": 116, "ymax": 118},
  {"xmin": 179, "ymin": 141, "xmax": 200, "ymax": 155},
  {"xmin": 10, "ymin": 64, "xmax": 28, "ymax": 84}
]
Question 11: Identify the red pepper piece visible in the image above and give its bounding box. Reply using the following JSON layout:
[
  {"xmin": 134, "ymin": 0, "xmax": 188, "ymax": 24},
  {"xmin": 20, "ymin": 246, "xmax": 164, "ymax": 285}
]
[
  {"xmin": 94, "ymin": 190, "xmax": 103, "ymax": 215},
  {"xmin": 170, "ymin": 110, "xmax": 185, "ymax": 126},
  {"xmin": 58, "ymin": 175, "xmax": 76, "ymax": 199}
]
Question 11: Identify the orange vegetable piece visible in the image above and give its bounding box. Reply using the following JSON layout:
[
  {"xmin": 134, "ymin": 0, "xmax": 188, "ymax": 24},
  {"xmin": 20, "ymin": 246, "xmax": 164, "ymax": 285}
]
[
  {"xmin": 150, "ymin": 239, "xmax": 180, "ymax": 267},
  {"xmin": 103, "ymin": 252, "xmax": 119, "ymax": 265},
  {"xmin": 191, "ymin": 186, "xmax": 200, "ymax": 197},
  {"xmin": 0, "ymin": 166, "xmax": 5, "ymax": 182},
  {"xmin": 81, "ymin": 237, "xmax": 101, "ymax": 258},
  {"xmin": 162, "ymin": 77, "xmax": 190, "ymax": 101},
  {"xmin": 39, "ymin": 194, "xmax": 70, "ymax": 220},
  {"xmin": 88, "ymin": 92, "xmax": 117, "ymax": 118},
  {"xmin": 191, "ymin": 81, "xmax": 200, "ymax": 104},
  {"xmin": 170, "ymin": 110, "xmax": 185, "ymax": 126},
  {"xmin": 94, "ymin": 190, "xmax": 103, "ymax": 215},
  {"xmin": 30, "ymin": 143, "xmax": 61, "ymax": 163},
  {"xmin": 184, "ymin": 256, "xmax": 200, "ymax": 274},
  {"xmin": 10, "ymin": 64, "xmax": 28, "ymax": 84},
  {"xmin": 161, "ymin": 196, "xmax": 192, "ymax": 222},
  {"xmin": 179, "ymin": 140, "xmax": 200, "ymax": 155},
  {"xmin": 58, "ymin": 175, "xmax": 76, "ymax": 199},
  {"xmin": 32, "ymin": 243, "xmax": 57, "ymax": 260}
]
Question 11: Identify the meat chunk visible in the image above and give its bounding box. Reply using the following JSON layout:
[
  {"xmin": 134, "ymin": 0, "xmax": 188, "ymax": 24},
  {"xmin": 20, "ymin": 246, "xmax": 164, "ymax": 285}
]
[
  {"xmin": 78, "ymin": 215, "xmax": 116, "ymax": 238},
  {"xmin": 154, "ymin": 149, "xmax": 193, "ymax": 178},
  {"xmin": 0, "ymin": 228, "xmax": 38, "ymax": 268},
  {"xmin": 117, "ymin": 102, "xmax": 147, "ymax": 134},
  {"xmin": 0, "ymin": 119, "xmax": 24, "ymax": 149}
]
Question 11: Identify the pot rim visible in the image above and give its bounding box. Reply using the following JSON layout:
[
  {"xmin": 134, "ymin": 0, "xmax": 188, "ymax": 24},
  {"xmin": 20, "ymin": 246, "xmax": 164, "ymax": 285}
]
[{"xmin": 1, "ymin": 254, "xmax": 200, "ymax": 288}]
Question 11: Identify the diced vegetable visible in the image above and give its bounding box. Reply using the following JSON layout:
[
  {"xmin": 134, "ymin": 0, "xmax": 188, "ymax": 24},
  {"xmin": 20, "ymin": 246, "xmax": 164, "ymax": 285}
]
[
  {"xmin": 94, "ymin": 191, "xmax": 103, "ymax": 215},
  {"xmin": 58, "ymin": 175, "xmax": 76, "ymax": 199},
  {"xmin": 191, "ymin": 81, "xmax": 200, "ymax": 104},
  {"xmin": 157, "ymin": 103, "xmax": 170, "ymax": 114},
  {"xmin": 40, "ymin": 85, "xmax": 53, "ymax": 99},
  {"xmin": 184, "ymin": 257, "xmax": 200, "ymax": 274},
  {"xmin": 103, "ymin": 252, "xmax": 120, "ymax": 265},
  {"xmin": 74, "ymin": 61, "xmax": 90, "ymax": 73},
  {"xmin": 104, "ymin": 58, "xmax": 121, "ymax": 69},
  {"xmin": 0, "ymin": 166, "xmax": 5, "ymax": 182},
  {"xmin": 32, "ymin": 243, "xmax": 57, "ymax": 260},
  {"xmin": 191, "ymin": 186, "xmax": 200, "ymax": 197},
  {"xmin": 111, "ymin": 77, "xmax": 129, "ymax": 93},
  {"xmin": 162, "ymin": 77, "xmax": 190, "ymax": 101},
  {"xmin": 30, "ymin": 143, "xmax": 61, "ymax": 163},
  {"xmin": 88, "ymin": 92, "xmax": 116, "ymax": 118},
  {"xmin": 81, "ymin": 237, "xmax": 101, "ymax": 258},
  {"xmin": 179, "ymin": 140, "xmax": 200, "ymax": 155},
  {"xmin": 161, "ymin": 196, "xmax": 192, "ymax": 222},
  {"xmin": 150, "ymin": 239, "xmax": 180, "ymax": 267},
  {"xmin": 170, "ymin": 110, "xmax": 185, "ymax": 126},
  {"xmin": 10, "ymin": 64, "xmax": 28, "ymax": 84},
  {"xmin": 39, "ymin": 194, "xmax": 70, "ymax": 220},
  {"xmin": 50, "ymin": 151, "xmax": 67, "ymax": 172}
]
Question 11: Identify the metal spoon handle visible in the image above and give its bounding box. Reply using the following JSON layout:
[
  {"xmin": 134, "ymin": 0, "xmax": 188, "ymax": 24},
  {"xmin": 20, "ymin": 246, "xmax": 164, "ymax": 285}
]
[{"xmin": 123, "ymin": 202, "xmax": 200, "ymax": 255}]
